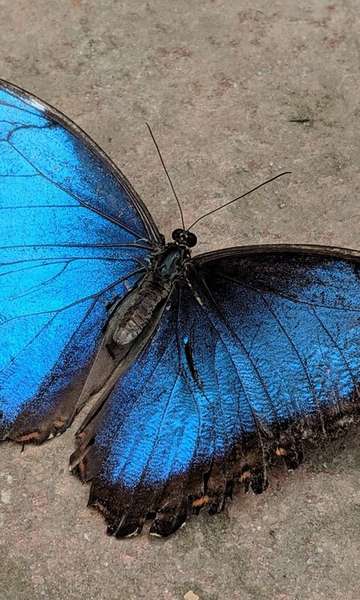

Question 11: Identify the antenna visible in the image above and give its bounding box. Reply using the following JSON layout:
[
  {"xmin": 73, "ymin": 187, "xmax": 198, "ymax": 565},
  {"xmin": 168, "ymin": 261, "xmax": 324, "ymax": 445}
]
[
  {"xmin": 187, "ymin": 171, "xmax": 291, "ymax": 231},
  {"xmin": 146, "ymin": 123, "xmax": 186, "ymax": 230}
]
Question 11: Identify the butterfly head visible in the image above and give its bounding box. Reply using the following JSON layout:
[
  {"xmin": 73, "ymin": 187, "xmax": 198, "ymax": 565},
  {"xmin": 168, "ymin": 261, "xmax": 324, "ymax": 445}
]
[{"xmin": 171, "ymin": 229, "xmax": 197, "ymax": 248}]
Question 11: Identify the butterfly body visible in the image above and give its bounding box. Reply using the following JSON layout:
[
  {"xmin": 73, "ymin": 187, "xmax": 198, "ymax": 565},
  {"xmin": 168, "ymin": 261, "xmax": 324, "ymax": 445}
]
[
  {"xmin": 1, "ymin": 79, "xmax": 360, "ymax": 538},
  {"xmin": 111, "ymin": 239, "xmax": 192, "ymax": 347}
]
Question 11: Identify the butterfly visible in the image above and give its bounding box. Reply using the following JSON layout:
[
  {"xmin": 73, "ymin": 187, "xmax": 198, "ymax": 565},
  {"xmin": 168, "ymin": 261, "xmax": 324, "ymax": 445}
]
[{"xmin": 1, "ymin": 79, "xmax": 360, "ymax": 539}]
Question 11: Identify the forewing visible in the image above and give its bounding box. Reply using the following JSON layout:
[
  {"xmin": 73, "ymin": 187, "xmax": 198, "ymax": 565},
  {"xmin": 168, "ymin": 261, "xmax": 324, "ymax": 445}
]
[
  {"xmin": 0, "ymin": 81, "xmax": 156, "ymax": 441},
  {"xmin": 72, "ymin": 245, "xmax": 360, "ymax": 537}
]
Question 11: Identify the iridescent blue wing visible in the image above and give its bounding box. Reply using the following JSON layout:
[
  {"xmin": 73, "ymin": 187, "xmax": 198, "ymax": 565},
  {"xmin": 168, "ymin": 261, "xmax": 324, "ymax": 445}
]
[
  {"xmin": 0, "ymin": 80, "xmax": 160, "ymax": 442},
  {"xmin": 72, "ymin": 245, "xmax": 360, "ymax": 537}
]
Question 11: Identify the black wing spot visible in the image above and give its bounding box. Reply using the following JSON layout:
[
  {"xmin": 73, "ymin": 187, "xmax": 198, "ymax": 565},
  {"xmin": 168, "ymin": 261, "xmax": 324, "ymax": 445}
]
[{"xmin": 183, "ymin": 337, "xmax": 202, "ymax": 386}]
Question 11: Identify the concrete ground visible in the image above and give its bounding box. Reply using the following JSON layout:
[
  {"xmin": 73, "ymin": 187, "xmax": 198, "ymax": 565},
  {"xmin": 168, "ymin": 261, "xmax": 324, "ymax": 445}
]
[{"xmin": 1, "ymin": 0, "xmax": 360, "ymax": 598}]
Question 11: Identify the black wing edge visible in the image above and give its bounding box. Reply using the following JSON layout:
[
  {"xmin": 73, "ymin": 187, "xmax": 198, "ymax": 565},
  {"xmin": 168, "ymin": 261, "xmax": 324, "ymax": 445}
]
[
  {"xmin": 74, "ymin": 387, "xmax": 360, "ymax": 538},
  {"xmin": 0, "ymin": 78, "xmax": 163, "ymax": 245},
  {"xmin": 193, "ymin": 243, "xmax": 360, "ymax": 266}
]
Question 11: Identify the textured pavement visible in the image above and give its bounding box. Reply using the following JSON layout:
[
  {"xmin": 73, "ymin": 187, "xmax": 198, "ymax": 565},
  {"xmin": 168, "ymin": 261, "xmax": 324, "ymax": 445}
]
[{"xmin": 1, "ymin": 1, "xmax": 360, "ymax": 598}]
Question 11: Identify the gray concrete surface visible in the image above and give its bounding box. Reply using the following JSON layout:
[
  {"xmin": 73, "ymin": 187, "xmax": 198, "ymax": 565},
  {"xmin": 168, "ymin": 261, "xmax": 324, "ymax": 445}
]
[{"xmin": 1, "ymin": 0, "xmax": 360, "ymax": 598}]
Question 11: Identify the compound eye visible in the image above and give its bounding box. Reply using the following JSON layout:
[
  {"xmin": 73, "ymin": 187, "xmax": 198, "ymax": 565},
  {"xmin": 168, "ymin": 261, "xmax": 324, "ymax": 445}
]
[
  {"xmin": 184, "ymin": 231, "xmax": 197, "ymax": 247},
  {"xmin": 171, "ymin": 229, "xmax": 197, "ymax": 247},
  {"xmin": 172, "ymin": 229, "xmax": 184, "ymax": 243}
]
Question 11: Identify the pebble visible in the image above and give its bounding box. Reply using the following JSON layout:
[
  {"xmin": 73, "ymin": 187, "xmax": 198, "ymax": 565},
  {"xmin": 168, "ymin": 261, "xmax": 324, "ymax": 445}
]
[
  {"xmin": 1, "ymin": 490, "xmax": 11, "ymax": 505},
  {"xmin": 184, "ymin": 592, "xmax": 200, "ymax": 600}
]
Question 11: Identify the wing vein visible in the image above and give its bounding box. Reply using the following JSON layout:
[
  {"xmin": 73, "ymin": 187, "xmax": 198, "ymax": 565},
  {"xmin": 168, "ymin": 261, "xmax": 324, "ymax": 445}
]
[
  {"xmin": 1, "ymin": 267, "xmax": 145, "ymax": 327},
  {"xmin": 7, "ymin": 139, "xmax": 149, "ymax": 241}
]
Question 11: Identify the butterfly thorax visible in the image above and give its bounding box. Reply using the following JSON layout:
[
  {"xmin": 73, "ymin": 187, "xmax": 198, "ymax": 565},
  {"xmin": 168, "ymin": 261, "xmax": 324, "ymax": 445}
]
[{"xmin": 111, "ymin": 242, "xmax": 190, "ymax": 347}]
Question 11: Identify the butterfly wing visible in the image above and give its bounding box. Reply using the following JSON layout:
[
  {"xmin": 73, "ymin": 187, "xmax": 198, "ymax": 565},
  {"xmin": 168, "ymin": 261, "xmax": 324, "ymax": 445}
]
[
  {"xmin": 71, "ymin": 245, "xmax": 360, "ymax": 537},
  {"xmin": 0, "ymin": 80, "xmax": 160, "ymax": 442}
]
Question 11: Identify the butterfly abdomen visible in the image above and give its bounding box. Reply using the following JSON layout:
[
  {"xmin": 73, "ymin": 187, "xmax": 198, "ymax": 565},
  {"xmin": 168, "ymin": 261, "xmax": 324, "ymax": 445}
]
[
  {"xmin": 112, "ymin": 273, "xmax": 172, "ymax": 346},
  {"xmin": 112, "ymin": 243, "xmax": 188, "ymax": 347}
]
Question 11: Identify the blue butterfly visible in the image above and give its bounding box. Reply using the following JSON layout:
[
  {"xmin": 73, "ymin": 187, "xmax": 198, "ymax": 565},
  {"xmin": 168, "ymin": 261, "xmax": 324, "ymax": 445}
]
[{"xmin": 1, "ymin": 80, "xmax": 360, "ymax": 538}]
